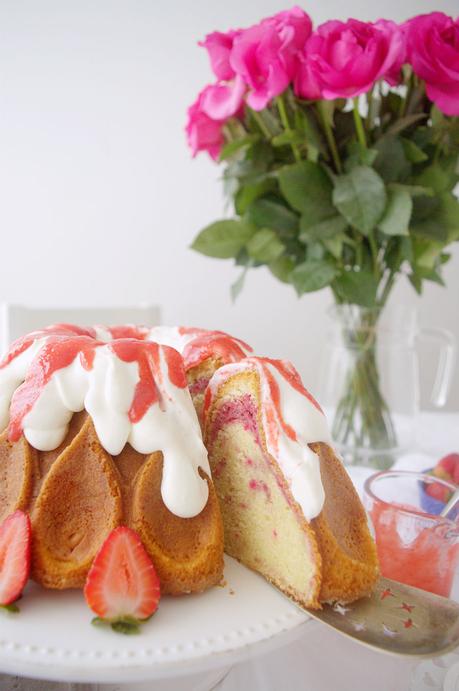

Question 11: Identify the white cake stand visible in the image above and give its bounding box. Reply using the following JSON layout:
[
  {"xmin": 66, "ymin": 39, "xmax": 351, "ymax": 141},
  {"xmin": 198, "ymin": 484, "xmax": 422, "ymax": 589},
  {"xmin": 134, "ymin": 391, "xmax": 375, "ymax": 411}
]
[{"xmin": 0, "ymin": 556, "xmax": 311, "ymax": 685}]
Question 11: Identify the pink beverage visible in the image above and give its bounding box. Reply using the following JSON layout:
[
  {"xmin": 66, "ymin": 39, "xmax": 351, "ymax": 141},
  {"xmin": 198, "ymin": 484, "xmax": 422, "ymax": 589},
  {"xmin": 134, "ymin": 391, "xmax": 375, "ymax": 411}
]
[{"xmin": 364, "ymin": 471, "xmax": 459, "ymax": 597}]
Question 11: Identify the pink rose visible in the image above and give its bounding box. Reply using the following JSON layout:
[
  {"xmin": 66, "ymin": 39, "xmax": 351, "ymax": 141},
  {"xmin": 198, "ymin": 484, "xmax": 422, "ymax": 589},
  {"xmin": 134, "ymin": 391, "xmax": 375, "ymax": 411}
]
[
  {"xmin": 405, "ymin": 12, "xmax": 459, "ymax": 116},
  {"xmin": 230, "ymin": 6, "xmax": 312, "ymax": 110},
  {"xmin": 199, "ymin": 30, "xmax": 239, "ymax": 81},
  {"xmin": 185, "ymin": 88, "xmax": 225, "ymax": 160},
  {"xmin": 200, "ymin": 75, "xmax": 246, "ymax": 120},
  {"xmin": 295, "ymin": 19, "xmax": 405, "ymax": 100}
]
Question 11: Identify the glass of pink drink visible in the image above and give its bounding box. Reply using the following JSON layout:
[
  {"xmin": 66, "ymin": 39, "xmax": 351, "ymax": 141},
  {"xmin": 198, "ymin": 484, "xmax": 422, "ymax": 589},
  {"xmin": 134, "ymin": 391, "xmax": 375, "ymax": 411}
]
[{"xmin": 363, "ymin": 470, "xmax": 459, "ymax": 597}]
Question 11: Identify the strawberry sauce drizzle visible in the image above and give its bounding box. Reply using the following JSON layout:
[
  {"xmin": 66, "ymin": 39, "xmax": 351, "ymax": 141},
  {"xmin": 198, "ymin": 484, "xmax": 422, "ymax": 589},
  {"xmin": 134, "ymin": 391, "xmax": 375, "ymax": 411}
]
[
  {"xmin": 8, "ymin": 335, "xmax": 100, "ymax": 441},
  {"xmin": 106, "ymin": 325, "xmax": 150, "ymax": 341},
  {"xmin": 254, "ymin": 357, "xmax": 322, "ymax": 446},
  {"xmin": 0, "ymin": 324, "xmax": 97, "ymax": 370},
  {"xmin": 180, "ymin": 328, "xmax": 252, "ymax": 371},
  {"xmin": 111, "ymin": 341, "xmax": 186, "ymax": 423},
  {"xmin": 204, "ymin": 356, "xmax": 323, "ymax": 449},
  {"xmin": 6, "ymin": 330, "xmax": 187, "ymax": 441}
]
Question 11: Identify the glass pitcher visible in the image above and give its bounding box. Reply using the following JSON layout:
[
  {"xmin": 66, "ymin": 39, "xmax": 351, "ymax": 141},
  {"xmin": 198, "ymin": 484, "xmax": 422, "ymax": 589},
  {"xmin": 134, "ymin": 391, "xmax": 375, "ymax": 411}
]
[{"xmin": 318, "ymin": 304, "xmax": 456, "ymax": 468}]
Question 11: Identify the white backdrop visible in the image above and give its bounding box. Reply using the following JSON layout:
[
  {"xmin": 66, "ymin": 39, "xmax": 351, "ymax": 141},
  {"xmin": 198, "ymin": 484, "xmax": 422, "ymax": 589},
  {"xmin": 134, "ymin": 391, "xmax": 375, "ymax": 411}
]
[{"xmin": 0, "ymin": 0, "xmax": 458, "ymax": 409}]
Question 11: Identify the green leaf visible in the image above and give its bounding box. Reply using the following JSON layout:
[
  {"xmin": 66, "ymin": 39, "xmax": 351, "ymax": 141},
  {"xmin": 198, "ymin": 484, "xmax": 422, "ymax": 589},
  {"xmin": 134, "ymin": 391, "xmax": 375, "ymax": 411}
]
[
  {"xmin": 294, "ymin": 108, "xmax": 325, "ymax": 155},
  {"xmin": 323, "ymin": 233, "xmax": 346, "ymax": 259},
  {"xmin": 307, "ymin": 242, "xmax": 326, "ymax": 260},
  {"xmin": 300, "ymin": 214, "xmax": 348, "ymax": 242},
  {"xmin": 290, "ymin": 259, "xmax": 337, "ymax": 295},
  {"xmin": 269, "ymin": 256, "xmax": 295, "ymax": 283},
  {"xmin": 412, "ymin": 238, "xmax": 444, "ymax": 269},
  {"xmin": 415, "ymin": 267, "xmax": 445, "ymax": 286},
  {"xmin": 409, "ymin": 272, "xmax": 423, "ymax": 294},
  {"xmin": 378, "ymin": 188, "xmax": 412, "ymax": 236},
  {"xmin": 191, "ymin": 220, "xmax": 256, "ymax": 259},
  {"xmin": 235, "ymin": 178, "xmax": 277, "ymax": 215},
  {"xmin": 231, "ymin": 266, "xmax": 250, "ymax": 302},
  {"xmin": 374, "ymin": 136, "xmax": 410, "ymax": 183},
  {"xmin": 246, "ymin": 229, "xmax": 284, "ymax": 263},
  {"xmin": 0, "ymin": 603, "xmax": 19, "ymax": 614},
  {"xmin": 219, "ymin": 135, "xmax": 260, "ymax": 161},
  {"xmin": 278, "ymin": 161, "xmax": 334, "ymax": 219},
  {"xmin": 416, "ymin": 165, "xmax": 456, "ymax": 194},
  {"xmin": 388, "ymin": 183, "xmax": 434, "ymax": 198},
  {"xmin": 441, "ymin": 193, "xmax": 459, "ymax": 242},
  {"xmin": 386, "ymin": 113, "xmax": 427, "ymax": 136},
  {"xmin": 111, "ymin": 620, "xmax": 141, "ymax": 635},
  {"xmin": 246, "ymin": 199, "xmax": 299, "ymax": 235},
  {"xmin": 345, "ymin": 142, "xmax": 378, "ymax": 170},
  {"xmin": 400, "ymin": 138, "xmax": 428, "ymax": 163},
  {"xmin": 333, "ymin": 269, "xmax": 378, "ymax": 307},
  {"xmin": 271, "ymin": 131, "xmax": 304, "ymax": 148},
  {"xmin": 384, "ymin": 236, "xmax": 413, "ymax": 270},
  {"xmin": 332, "ymin": 166, "xmax": 387, "ymax": 236},
  {"xmin": 411, "ymin": 218, "xmax": 448, "ymax": 243}
]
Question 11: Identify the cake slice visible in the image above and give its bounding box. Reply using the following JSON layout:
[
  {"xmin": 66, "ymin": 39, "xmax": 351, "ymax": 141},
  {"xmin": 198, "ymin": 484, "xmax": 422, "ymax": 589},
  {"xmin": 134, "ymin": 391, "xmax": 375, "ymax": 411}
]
[{"xmin": 203, "ymin": 357, "xmax": 379, "ymax": 609}]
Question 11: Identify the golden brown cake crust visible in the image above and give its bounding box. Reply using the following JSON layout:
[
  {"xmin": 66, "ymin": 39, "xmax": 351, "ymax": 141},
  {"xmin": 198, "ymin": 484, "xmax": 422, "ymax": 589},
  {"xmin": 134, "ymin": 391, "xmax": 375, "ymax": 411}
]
[
  {"xmin": 310, "ymin": 442, "xmax": 379, "ymax": 603},
  {"xmin": 0, "ymin": 414, "xmax": 224, "ymax": 593}
]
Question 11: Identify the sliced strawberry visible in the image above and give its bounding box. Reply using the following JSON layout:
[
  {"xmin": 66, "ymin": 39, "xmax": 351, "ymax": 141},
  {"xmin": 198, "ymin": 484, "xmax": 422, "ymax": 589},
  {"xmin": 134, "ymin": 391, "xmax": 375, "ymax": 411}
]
[
  {"xmin": 84, "ymin": 526, "xmax": 160, "ymax": 634},
  {"xmin": 0, "ymin": 510, "xmax": 31, "ymax": 611}
]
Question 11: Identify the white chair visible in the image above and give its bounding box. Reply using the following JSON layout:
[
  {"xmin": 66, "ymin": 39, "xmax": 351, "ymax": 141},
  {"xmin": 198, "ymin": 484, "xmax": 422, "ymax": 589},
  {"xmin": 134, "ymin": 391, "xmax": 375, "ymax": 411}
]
[{"xmin": 0, "ymin": 303, "xmax": 161, "ymax": 353}]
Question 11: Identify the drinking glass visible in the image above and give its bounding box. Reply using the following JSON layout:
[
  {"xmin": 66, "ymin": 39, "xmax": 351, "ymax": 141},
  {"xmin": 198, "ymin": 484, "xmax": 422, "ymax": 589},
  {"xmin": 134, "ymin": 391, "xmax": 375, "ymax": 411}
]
[{"xmin": 363, "ymin": 470, "xmax": 459, "ymax": 597}]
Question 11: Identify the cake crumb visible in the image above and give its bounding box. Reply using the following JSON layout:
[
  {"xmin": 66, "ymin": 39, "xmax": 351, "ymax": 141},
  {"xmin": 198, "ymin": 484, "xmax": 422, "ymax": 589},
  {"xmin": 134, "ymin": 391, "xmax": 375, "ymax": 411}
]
[
  {"xmin": 218, "ymin": 578, "xmax": 228, "ymax": 588},
  {"xmin": 229, "ymin": 588, "xmax": 235, "ymax": 595}
]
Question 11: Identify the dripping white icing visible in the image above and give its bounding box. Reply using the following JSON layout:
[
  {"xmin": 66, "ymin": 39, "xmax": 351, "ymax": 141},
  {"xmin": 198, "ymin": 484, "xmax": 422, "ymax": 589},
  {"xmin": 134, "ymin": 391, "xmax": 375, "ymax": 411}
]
[
  {"xmin": 0, "ymin": 332, "xmax": 210, "ymax": 519},
  {"xmin": 206, "ymin": 358, "xmax": 331, "ymax": 520}
]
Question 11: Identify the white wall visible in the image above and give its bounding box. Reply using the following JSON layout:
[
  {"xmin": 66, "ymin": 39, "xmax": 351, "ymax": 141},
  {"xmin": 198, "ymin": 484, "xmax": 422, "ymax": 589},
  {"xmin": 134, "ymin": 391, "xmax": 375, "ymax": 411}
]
[{"xmin": 0, "ymin": 0, "xmax": 458, "ymax": 409}]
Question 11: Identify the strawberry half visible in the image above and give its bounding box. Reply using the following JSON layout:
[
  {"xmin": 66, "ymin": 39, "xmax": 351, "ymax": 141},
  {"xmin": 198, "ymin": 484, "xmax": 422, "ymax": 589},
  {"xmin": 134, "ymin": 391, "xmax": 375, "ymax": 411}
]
[
  {"xmin": 0, "ymin": 510, "xmax": 32, "ymax": 612},
  {"xmin": 84, "ymin": 526, "xmax": 161, "ymax": 634}
]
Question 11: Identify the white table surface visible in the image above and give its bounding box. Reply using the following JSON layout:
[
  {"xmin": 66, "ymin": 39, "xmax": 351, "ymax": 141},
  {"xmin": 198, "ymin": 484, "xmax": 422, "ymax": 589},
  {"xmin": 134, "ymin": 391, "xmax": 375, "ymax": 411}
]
[{"xmin": 1, "ymin": 411, "xmax": 458, "ymax": 691}]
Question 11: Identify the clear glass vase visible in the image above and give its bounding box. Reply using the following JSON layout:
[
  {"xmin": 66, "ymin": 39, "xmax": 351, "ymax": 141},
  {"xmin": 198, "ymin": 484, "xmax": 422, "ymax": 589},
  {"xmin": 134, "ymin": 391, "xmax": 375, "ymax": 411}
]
[{"xmin": 318, "ymin": 304, "xmax": 456, "ymax": 468}]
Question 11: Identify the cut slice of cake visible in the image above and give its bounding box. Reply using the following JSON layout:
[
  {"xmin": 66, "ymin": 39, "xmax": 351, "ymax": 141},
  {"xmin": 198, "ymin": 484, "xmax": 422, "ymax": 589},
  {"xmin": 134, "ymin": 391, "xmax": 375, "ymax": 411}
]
[{"xmin": 203, "ymin": 357, "xmax": 379, "ymax": 609}]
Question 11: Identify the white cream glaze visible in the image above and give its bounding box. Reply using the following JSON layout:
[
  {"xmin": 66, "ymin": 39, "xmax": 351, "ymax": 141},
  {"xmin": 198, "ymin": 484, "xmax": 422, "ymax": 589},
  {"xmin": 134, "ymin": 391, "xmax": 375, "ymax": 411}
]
[
  {"xmin": 147, "ymin": 326, "xmax": 198, "ymax": 354},
  {"xmin": 206, "ymin": 358, "xmax": 331, "ymax": 521},
  {"xmin": 0, "ymin": 335, "xmax": 210, "ymax": 519},
  {"xmin": 0, "ymin": 336, "xmax": 49, "ymax": 434}
]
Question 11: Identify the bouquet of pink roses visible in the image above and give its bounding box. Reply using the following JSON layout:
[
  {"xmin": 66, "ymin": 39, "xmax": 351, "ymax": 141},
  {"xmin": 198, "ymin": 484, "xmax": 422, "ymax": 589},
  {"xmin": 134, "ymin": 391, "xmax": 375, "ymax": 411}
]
[
  {"xmin": 186, "ymin": 7, "xmax": 459, "ymax": 465},
  {"xmin": 187, "ymin": 7, "xmax": 458, "ymax": 305}
]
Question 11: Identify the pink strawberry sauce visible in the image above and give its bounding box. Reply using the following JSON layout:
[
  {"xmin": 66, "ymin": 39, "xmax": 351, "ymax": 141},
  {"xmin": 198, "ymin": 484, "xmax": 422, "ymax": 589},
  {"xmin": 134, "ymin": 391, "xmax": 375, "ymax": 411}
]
[
  {"xmin": 180, "ymin": 328, "xmax": 252, "ymax": 371},
  {"xmin": 209, "ymin": 394, "xmax": 261, "ymax": 446},
  {"xmin": 210, "ymin": 396, "xmax": 298, "ymax": 512},
  {"xmin": 7, "ymin": 333, "xmax": 187, "ymax": 442},
  {"xmin": 188, "ymin": 376, "xmax": 210, "ymax": 396},
  {"xmin": 370, "ymin": 501, "xmax": 459, "ymax": 597}
]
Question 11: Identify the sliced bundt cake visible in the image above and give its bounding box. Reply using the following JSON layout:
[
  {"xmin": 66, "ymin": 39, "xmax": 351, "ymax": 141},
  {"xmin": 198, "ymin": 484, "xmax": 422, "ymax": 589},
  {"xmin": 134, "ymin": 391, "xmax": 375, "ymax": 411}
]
[{"xmin": 203, "ymin": 357, "xmax": 379, "ymax": 609}]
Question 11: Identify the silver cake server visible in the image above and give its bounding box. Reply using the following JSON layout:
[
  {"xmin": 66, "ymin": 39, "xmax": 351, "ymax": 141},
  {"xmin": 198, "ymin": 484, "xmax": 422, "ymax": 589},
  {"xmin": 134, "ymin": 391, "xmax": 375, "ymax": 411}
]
[{"xmin": 300, "ymin": 576, "xmax": 459, "ymax": 658}]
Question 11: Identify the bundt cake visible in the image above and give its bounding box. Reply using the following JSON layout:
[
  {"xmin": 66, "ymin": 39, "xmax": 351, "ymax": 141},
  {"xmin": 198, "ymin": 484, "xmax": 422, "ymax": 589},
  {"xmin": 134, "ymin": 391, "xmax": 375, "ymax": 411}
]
[
  {"xmin": 203, "ymin": 357, "xmax": 379, "ymax": 609},
  {"xmin": 149, "ymin": 326, "xmax": 252, "ymax": 421},
  {"xmin": 0, "ymin": 324, "xmax": 223, "ymax": 593}
]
